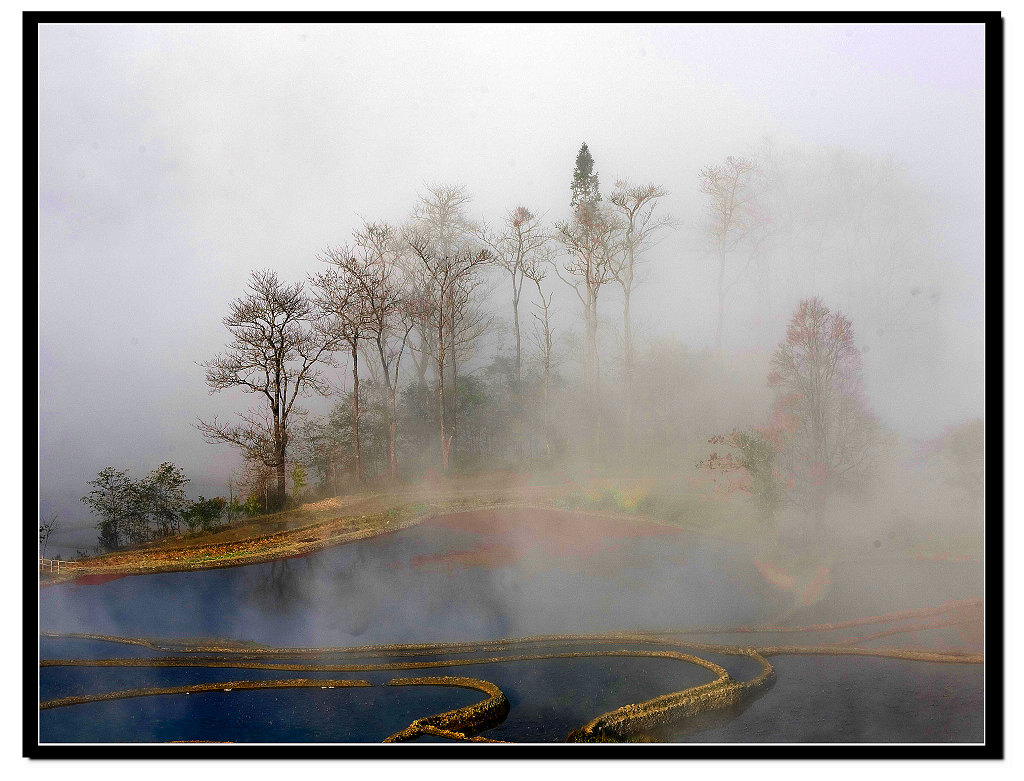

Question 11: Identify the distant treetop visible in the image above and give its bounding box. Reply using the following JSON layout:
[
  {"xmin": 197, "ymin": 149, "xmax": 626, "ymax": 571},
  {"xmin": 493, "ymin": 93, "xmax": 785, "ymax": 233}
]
[{"xmin": 571, "ymin": 142, "xmax": 601, "ymax": 209}]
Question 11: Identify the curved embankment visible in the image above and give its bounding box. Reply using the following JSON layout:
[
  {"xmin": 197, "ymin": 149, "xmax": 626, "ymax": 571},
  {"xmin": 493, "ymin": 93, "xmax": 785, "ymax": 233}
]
[
  {"xmin": 568, "ymin": 651, "xmax": 775, "ymax": 743},
  {"xmin": 383, "ymin": 677, "xmax": 511, "ymax": 743},
  {"xmin": 36, "ymin": 500, "xmax": 696, "ymax": 586},
  {"xmin": 38, "ymin": 640, "xmax": 737, "ymax": 742},
  {"xmin": 39, "ymin": 678, "xmax": 372, "ymax": 710},
  {"xmin": 40, "ymin": 500, "xmax": 611, "ymax": 587},
  {"xmin": 40, "ymin": 648, "xmax": 730, "ymax": 675},
  {"xmin": 39, "ymin": 673, "xmax": 506, "ymax": 744},
  {"xmin": 37, "ymin": 510, "xmax": 429, "ymax": 587},
  {"xmin": 40, "ymin": 600, "xmax": 982, "ymax": 743},
  {"xmin": 40, "ymin": 596, "xmax": 981, "ymax": 659},
  {"xmin": 643, "ymin": 598, "xmax": 983, "ymax": 638}
]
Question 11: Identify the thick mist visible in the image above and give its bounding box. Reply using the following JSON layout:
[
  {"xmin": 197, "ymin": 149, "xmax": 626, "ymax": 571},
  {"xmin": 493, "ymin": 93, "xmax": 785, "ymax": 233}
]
[{"xmin": 37, "ymin": 22, "xmax": 985, "ymax": 554}]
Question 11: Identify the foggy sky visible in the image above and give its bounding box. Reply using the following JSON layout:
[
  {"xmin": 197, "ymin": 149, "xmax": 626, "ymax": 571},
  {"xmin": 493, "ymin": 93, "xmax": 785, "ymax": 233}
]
[{"xmin": 37, "ymin": 22, "xmax": 986, "ymax": 535}]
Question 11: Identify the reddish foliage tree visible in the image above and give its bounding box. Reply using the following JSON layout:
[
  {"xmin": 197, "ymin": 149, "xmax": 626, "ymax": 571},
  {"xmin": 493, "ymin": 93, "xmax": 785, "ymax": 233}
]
[
  {"xmin": 768, "ymin": 297, "xmax": 877, "ymax": 522},
  {"xmin": 699, "ymin": 298, "xmax": 876, "ymax": 534}
]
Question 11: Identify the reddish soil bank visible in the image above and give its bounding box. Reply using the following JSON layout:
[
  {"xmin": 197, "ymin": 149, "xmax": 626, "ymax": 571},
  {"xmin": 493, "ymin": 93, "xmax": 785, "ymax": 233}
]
[
  {"xmin": 66, "ymin": 572, "xmax": 130, "ymax": 587},
  {"xmin": 412, "ymin": 543, "xmax": 524, "ymax": 571},
  {"xmin": 427, "ymin": 506, "xmax": 685, "ymax": 541},
  {"xmin": 414, "ymin": 507, "xmax": 688, "ymax": 572}
]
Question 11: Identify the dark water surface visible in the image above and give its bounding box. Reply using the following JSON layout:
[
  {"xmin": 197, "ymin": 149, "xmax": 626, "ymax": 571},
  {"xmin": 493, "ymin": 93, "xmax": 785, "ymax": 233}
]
[
  {"xmin": 38, "ymin": 509, "xmax": 984, "ymax": 743},
  {"xmin": 40, "ymin": 510, "xmax": 779, "ymax": 645},
  {"xmin": 666, "ymin": 656, "xmax": 984, "ymax": 743}
]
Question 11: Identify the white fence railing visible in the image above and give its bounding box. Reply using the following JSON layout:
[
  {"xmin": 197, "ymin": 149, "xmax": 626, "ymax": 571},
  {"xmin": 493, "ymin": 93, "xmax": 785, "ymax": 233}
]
[{"xmin": 39, "ymin": 557, "xmax": 75, "ymax": 574}]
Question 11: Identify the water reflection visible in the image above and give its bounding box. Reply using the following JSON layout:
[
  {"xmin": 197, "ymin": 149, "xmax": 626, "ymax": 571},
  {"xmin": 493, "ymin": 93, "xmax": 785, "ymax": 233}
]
[
  {"xmin": 40, "ymin": 513, "xmax": 769, "ymax": 646},
  {"xmin": 251, "ymin": 559, "xmax": 309, "ymax": 612},
  {"xmin": 40, "ymin": 510, "xmax": 982, "ymax": 649},
  {"xmin": 38, "ymin": 510, "xmax": 985, "ymax": 743}
]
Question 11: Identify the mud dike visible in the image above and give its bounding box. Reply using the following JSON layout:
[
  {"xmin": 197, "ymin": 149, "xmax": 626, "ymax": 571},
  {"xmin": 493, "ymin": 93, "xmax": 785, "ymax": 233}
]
[{"xmin": 39, "ymin": 599, "xmax": 983, "ymax": 743}]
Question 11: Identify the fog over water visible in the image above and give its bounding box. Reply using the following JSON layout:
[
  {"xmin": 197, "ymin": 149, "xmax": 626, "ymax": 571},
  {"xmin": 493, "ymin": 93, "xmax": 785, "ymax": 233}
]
[
  {"xmin": 37, "ymin": 22, "xmax": 985, "ymax": 546},
  {"xmin": 38, "ymin": 506, "xmax": 984, "ymax": 743}
]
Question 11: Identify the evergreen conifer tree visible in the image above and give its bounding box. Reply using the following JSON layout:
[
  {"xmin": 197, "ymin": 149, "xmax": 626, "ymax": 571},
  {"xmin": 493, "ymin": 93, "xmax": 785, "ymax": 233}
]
[{"xmin": 570, "ymin": 142, "xmax": 601, "ymax": 208}]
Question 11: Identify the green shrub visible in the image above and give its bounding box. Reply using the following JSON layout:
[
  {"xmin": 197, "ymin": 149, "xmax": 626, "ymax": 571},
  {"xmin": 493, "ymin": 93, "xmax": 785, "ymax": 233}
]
[{"xmin": 184, "ymin": 496, "xmax": 228, "ymax": 532}]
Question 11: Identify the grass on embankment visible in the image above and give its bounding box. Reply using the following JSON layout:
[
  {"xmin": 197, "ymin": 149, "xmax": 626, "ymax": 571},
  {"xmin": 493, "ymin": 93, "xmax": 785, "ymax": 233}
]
[
  {"xmin": 42, "ymin": 474, "xmax": 556, "ymax": 582},
  {"xmin": 43, "ymin": 471, "xmax": 980, "ymax": 584}
]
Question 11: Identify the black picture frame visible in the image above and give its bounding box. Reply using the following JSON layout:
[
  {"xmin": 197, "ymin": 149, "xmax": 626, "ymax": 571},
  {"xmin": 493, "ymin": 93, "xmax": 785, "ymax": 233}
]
[{"xmin": 24, "ymin": 10, "xmax": 1004, "ymax": 760}]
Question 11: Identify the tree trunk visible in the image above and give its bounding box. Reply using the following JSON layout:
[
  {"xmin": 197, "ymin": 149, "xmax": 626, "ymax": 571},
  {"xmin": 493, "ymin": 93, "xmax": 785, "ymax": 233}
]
[
  {"xmin": 590, "ymin": 288, "xmax": 601, "ymax": 395},
  {"xmin": 535, "ymin": 281, "xmax": 553, "ymax": 460},
  {"xmin": 376, "ymin": 333, "xmax": 402, "ymax": 484},
  {"xmin": 582, "ymin": 301, "xmax": 593, "ymax": 395},
  {"xmin": 584, "ymin": 285, "xmax": 602, "ymax": 462},
  {"xmin": 542, "ymin": 357, "xmax": 551, "ymax": 458},
  {"xmin": 623, "ymin": 286, "xmax": 633, "ymax": 379},
  {"xmin": 450, "ymin": 341, "xmax": 457, "ymax": 460},
  {"xmin": 583, "ymin": 293, "xmax": 599, "ymax": 397},
  {"xmin": 351, "ymin": 341, "xmax": 364, "ymax": 483},
  {"xmin": 388, "ymin": 385, "xmax": 398, "ymax": 481},
  {"xmin": 273, "ymin": 410, "xmax": 287, "ymax": 510},
  {"xmin": 437, "ymin": 316, "xmax": 449, "ymax": 473},
  {"xmin": 438, "ymin": 359, "xmax": 449, "ymax": 472},
  {"xmin": 414, "ymin": 351, "xmax": 428, "ymax": 385},
  {"xmin": 275, "ymin": 459, "xmax": 285, "ymax": 510},
  {"xmin": 623, "ymin": 285, "xmax": 634, "ymax": 448},
  {"xmin": 413, "ymin": 325, "xmax": 430, "ymax": 386},
  {"xmin": 716, "ymin": 246, "xmax": 725, "ymax": 355},
  {"xmin": 512, "ymin": 277, "xmax": 522, "ymax": 394}
]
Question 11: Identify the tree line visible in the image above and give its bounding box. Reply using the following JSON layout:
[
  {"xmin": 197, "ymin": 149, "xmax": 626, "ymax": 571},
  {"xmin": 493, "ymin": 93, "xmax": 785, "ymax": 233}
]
[
  {"xmin": 196, "ymin": 143, "xmax": 689, "ymax": 507},
  {"xmin": 75, "ymin": 138, "xmax": 960, "ymax": 549},
  {"xmin": 80, "ymin": 463, "xmax": 228, "ymax": 551}
]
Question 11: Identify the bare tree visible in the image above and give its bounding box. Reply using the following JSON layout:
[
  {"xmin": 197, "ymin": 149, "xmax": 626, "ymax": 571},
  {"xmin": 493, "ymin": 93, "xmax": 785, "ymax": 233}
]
[
  {"xmin": 523, "ymin": 249, "xmax": 558, "ymax": 457},
  {"xmin": 39, "ymin": 511, "xmax": 62, "ymax": 558},
  {"xmin": 747, "ymin": 140, "xmax": 931, "ymax": 367},
  {"xmin": 699, "ymin": 156, "xmax": 767, "ymax": 353},
  {"xmin": 477, "ymin": 206, "xmax": 549, "ymax": 395},
  {"xmin": 447, "ymin": 271, "xmax": 493, "ymax": 453},
  {"xmin": 411, "ymin": 183, "xmax": 476, "ymax": 255},
  {"xmin": 347, "ymin": 220, "xmax": 416, "ymax": 481},
  {"xmin": 406, "ymin": 266, "xmax": 438, "ymax": 387},
  {"xmin": 313, "ymin": 245, "xmax": 374, "ymax": 484},
  {"xmin": 404, "ymin": 185, "xmax": 472, "ymax": 389},
  {"xmin": 406, "ymin": 232, "xmax": 491, "ymax": 472},
  {"xmin": 608, "ymin": 180, "xmax": 673, "ymax": 425},
  {"xmin": 199, "ymin": 270, "xmax": 338, "ymax": 508},
  {"xmin": 407, "ymin": 184, "xmax": 481, "ymax": 450},
  {"xmin": 820, "ymin": 149, "xmax": 928, "ymax": 342},
  {"xmin": 554, "ymin": 201, "xmax": 622, "ymax": 406},
  {"xmin": 402, "ymin": 185, "xmax": 474, "ymax": 387}
]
